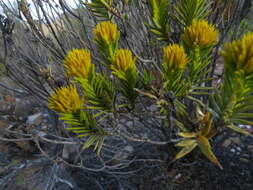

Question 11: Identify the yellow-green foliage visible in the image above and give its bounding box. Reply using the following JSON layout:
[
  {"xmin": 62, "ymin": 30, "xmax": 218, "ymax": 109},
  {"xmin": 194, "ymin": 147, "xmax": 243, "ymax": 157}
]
[
  {"xmin": 174, "ymin": 0, "xmax": 211, "ymax": 27},
  {"xmin": 93, "ymin": 21, "xmax": 120, "ymax": 61},
  {"xmin": 163, "ymin": 44, "xmax": 188, "ymax": 71},
  {"xmin": 48, "ymin": 85, "xmax": 83, "ymax": 113},
  {"xmin": 149, "ymin": 0, "xmax": 170, "ymax": 41},
  {"xmin": 182, "ymin": 19, "xmax": 219, "ymax": 47},
  {"xmin": 222, "ymin": 33, "xmax": 253, "ymax": 75},
  {"xmin": 47, "ymin": 1, "xmax": 253, "ymax": 169},
  {"xmin": 93, "ymin": 21, "xmax": 119, "ymax": 45},
  {"xmin": 85, "ymin": 0, "xmax": 114, "ymax": 20},
  {"xmin": 64, "ymin": 49, "xmax": 93, "ymax": 78}
]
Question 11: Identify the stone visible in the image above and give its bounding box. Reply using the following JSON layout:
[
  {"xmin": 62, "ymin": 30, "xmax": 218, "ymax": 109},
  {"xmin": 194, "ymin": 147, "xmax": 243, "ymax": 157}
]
[
  {"xmin": 126, "ymin": 121, "xmax": 133, "ymax": 127},
  {"xmin": 248, "ymin": 145, "xmax": 253, "ymax": 153},
  {"xmin": 14, "ymin": 97, "xmax": 34, "ymax": 118},
  {"xmin": 238, "ymin": 124, "xmax": 251, "ymax": 129},
  {"xmin": 231, "ymin": 137, "xmax": 241, "ymax": 144},
  {"xmin": 149, "ymin": 104, "xmax": 157, "ymax": 112},
  {"xmin": 222, "ymin": 139, "xmax": 232, "ymax": 147},
  {"xmin": 230, "ymin": 148, "xmax": 236, "ymax": 153},
  {"xmin": 26, "ymin": 113, "xmax": 44, "ymax": 126}
]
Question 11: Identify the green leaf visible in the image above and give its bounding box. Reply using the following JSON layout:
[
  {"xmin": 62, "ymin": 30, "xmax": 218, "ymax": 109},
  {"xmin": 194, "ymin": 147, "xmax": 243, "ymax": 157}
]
[
  {"xmin": 173, "ymin": 0, "xmax": 210, "ymax": 27},
  {"xmin": 60, "ymin": 111, "xmax": 108, "ymax": 154},
  {"xmin": 227, "ymin": 124, "xmax": 252, "ymax": 136},
  {"xmin": 175, "ymin": 139, "xmax": 197, "ymax": 147},
  {"xmin": 149, "ymin": 0, "xmax": 170, "ymax": 42},
  {"xmin": 197, "ymin": 135, "xmax": 223, "ymax": 169},
  {"xmin": 178, "ymin": 132, "xmax": 197, "ymax": 138},
  {"xmin": 233, "ymin": 113, "xmax": 253, "ymax": 119},
  {"xmin": 231, "ymin": 119, "xmax": 253, "ymax": 126},
  {"xmin": 173, "ymin": 141, "xmax": 197, "ymax": 161},
  {"xmin": 174, "ymin": 119, "xmax": 188, "ymax": 131},
  {"xmin": 85, "ymin": 0, "xmax": 113, "ymax": 20},
  {"xmin": 134, "ymin": 88, "xmax": 158, "ymax": 100},
  {"xmin": 77, "ymin": 74, "xmax": 115, "ymax": 112},
  {"xmin": 113, "ymin": 67, "xmax": 139, "ymax": 106}
]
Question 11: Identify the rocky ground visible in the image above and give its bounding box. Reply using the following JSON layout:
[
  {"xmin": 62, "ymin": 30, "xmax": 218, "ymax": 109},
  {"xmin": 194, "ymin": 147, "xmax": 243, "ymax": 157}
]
[{"xmin": 0, "ymin": 77, "xmax": 253, "ymax": 190}]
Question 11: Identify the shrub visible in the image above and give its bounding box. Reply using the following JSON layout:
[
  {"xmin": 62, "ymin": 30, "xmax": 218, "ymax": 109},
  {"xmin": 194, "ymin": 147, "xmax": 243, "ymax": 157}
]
[
  {"xmin": 1, "ymin": 0, "xmax": 253, "ymax": 188},
  {"xmin": 46, "ymin": 1, "xmax": 253, "ymax": 169}
]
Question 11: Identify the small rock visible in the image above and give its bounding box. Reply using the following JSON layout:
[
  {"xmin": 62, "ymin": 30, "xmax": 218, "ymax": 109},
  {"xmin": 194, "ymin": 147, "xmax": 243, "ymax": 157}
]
[
  {"xmin": 175, "ymin": 173, "xmax": 182, "ymax": 180},
  {"xmin": 149, "ymin": 105, "xmax": 157, "ymax": 112},
  {"xmin": 239, "ymin": 124, "xmax": 251, "ymax": 129},
  {"xmin": 222, "ymin": 139, "xmax": 232, "ymax": 147},
  {"xmin": 242, "ymin": 154, "xmax": 250, "ymax": 158},
  {"xmin": 230, "ymin": 148, "xmax": 236, "ymax": 153},
  {"xmin": 246, "ymin": 125, "xmax": 251, "ymax": 129},
  {"xmin": 248, "ymin": 145, "xmax": 253, "ymax": 153},
  {"xmin": 120, "ymin": 119, "xmax": 126, "ymax": 123},
  {"xmin": 41, "ymin": 126, "xmax": 48, "ymax": 130},
  {"xmin": 126, "ymin": 121, "xmax": 133, "ymax": 127},
  {"xmin": 26, "ymin": 113, "xmax": 44, "ymax": 126},
  {"xmin": 14, "ymin": 101, "xmax": 33, "ymax": 118},
  {"xmin": 43, "ymin": 113, "xmax": 49, "ymax": 117},
  {"xmin": 231, "ymin": 137, "xmax": 241, "ymax": 144}
]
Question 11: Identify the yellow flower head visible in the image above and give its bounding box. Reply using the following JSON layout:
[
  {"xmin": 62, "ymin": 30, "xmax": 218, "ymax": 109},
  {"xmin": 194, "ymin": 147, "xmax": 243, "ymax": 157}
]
[
  {"xmin": 222, "ymin": 33, "xmax": 253, "ymax": 75},
  {"xmin": 48, "ymin": 85, "xmax": 83, "ymax": 113},
  {"xmin": 112, "ymin": 49, "xmax": 136, "ymax": 72},
  {"xmin": 163, "ymin": 44, "xmax": 188, "ymax": 70},
  {"xmin": 93, "ymin": 21, "xmax": 119, "ymax": 44},
  {"xmin": 64, "ymin": 49, "xmax": 92, "ymax": 78},
  {"xmin": 182, "ymin": 20, "xmax": 219, "ymax": 47}
]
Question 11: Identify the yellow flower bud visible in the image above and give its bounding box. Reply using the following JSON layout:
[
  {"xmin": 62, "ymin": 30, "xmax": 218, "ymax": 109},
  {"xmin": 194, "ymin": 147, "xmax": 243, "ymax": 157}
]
[
  {"xmin": 48, "ymin": 85, "xmax": 83, "ymax": 113},
  {"xmin": 163, "ymin": 44, "xmax": 188, "ymax": 70},
  {"xmin": 93, "ymin": 21, "xmax": 119, "ymax": 44},
  {"xmin": 64, "ymin": 49, "xmax": 92, "ymax": 78},
  {"xmin": 222, "ymin": 33, "xmax": 253, "ymax": 75},
  {"xmin": 111, "ymin": 49, "xmax": 136, "ymax": 72},
  {"xmin": 182, "ymin": 20, "xmax": 219, "ymax": 47}
]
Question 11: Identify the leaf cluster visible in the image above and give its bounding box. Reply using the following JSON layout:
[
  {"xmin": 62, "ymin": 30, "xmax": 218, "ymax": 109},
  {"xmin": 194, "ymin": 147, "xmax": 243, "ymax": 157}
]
[{"xmin": 85, "ymin": 0, "xmax": 114, "ymax": 20}]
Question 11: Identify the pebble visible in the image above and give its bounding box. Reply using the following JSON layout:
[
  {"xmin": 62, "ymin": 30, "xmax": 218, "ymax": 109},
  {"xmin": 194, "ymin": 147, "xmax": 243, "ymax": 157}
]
[
  {"xmin": 126, "ymin": 121, "xmax": 133, "ymax": 127},
  {"xmin": 149, "ymin": 105, "xmax": 157, "ymax": 112},
  {"xmin": 222, "ymin": 139, "xmax": 232, "ymax": 147},
  {"xmin": 26, "ymin": 113, "xmax": 44, "ymax": 126},
  {"xmin": 230, "ymin": 148, "xmax": 236, "ymax": 153},
  {"xmin": 239, "ymin": 124, "xmax": 251, "ymax": 129}
]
